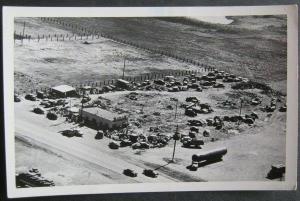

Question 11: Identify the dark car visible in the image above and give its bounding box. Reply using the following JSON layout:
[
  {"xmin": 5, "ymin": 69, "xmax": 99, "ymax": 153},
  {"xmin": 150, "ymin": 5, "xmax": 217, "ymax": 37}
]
[
  {"xmin": 120, "ymin": 140, "xmax": 132, "ymax": 147},
  {"xmin": 154, "ymin": 79, "xmax": 165, "ymax": 85},
  {"xmin": 123, "ymin": 169, "xmax": 138, "ymax": 177},
  {"xmin": 14, "ymin": 94, "xmax": 21, "ymax": 102},
  {"xmin": 108, "ymin": 141, "xmax": 119, "ymax": 149},
  {"xmin": 185, "ymin": 108, "xmax": 197, "ymax": 117},
  {"xmin": 183, "ymin": 138, "xmax": 204, "ymax": 148},
  {"xmin": 33, "ymin": 107, "xmax": 45, "ymax": 114},
  {"xmin": 25, "ymin": 94, "xmax": 37, "ymax": 101},
  {"xmin": 143, "ymin": 169, "xmax": 158, "ymax": 178}
]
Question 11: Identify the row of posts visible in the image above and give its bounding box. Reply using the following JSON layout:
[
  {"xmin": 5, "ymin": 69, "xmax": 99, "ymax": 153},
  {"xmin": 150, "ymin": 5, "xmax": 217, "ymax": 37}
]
[
  {"xmin": 16, "ymin": 17, "xmax": 218, "ymax": 71},
  {"xmin": 41, "ymin": 17, "xmax": 217, "ymax": 69}
]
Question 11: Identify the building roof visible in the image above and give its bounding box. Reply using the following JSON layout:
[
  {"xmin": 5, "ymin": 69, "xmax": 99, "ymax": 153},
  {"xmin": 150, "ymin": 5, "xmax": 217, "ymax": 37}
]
[
  {"xmin": 117, "ymin": 79, "xmax": 130, "ymax": 84},
  {"xmin": 82, "ymin": 107, "xmax": 127, "ymax": 121},
  {"xmin": 81, "ymin": 86, "xmax": 92, "ymax": 90},
  {"xmin": 52, "ymin": 85, "xmax": 75, "ymax": 93}
]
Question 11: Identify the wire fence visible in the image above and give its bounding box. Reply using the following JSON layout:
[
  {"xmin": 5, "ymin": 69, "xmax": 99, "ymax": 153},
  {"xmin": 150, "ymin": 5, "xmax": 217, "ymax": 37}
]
[
  {"xmin": 15, "ymin": 17, "xmax": 219, "ymax": 71},
  {"xmin": 16, "ymin": 18, "xmax": 217, "ymax": 93}
]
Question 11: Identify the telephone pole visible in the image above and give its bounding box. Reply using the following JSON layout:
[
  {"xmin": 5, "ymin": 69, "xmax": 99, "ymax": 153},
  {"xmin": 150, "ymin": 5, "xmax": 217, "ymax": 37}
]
[
  {"xmin": 21, "ymin": 21, "xmax": 26, "ymax": 45},
  {"xmin": 174, "ymin": 99, "xmax": 178, "ymax": 120},
  {"xmin": 239, "ymin": 98, "xmax": 244, "ymax": 116},
  {"xmin": 171, "ymin": 125, "xmax": 180, "ymax": 163}
]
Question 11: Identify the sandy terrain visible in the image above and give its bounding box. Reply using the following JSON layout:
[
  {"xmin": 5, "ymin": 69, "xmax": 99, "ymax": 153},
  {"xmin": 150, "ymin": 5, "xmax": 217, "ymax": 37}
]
[{"xmin": 14, "ymin": 36, "xmax": 198, "ymax": 94}]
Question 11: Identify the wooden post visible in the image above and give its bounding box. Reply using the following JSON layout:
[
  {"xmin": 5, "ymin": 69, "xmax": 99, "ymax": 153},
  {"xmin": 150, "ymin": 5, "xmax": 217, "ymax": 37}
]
[
  {"xmin": 239, "ymin": 99, "xmax": 243, "ymax": 116},
  {"xmin": 122, "ymin": 57, "xmax": 126, "ymax": 79},
  {"xmin": 21, "ymin": 21, "xmax": 26, "ymax": 45}
]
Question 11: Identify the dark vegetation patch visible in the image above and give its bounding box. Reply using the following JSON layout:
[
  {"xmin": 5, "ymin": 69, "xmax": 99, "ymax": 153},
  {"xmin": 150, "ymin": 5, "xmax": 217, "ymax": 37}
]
[
  {"xmin": 231, "ymin": 81, "xmax": 285, "ymax": 96},
  {"xmin": 157, "ymin": 17, "xmax": 246, "ymax": 34},
  {"xmin": 43, "ymin": 57, "xmax": 76, "ymax": 64}
]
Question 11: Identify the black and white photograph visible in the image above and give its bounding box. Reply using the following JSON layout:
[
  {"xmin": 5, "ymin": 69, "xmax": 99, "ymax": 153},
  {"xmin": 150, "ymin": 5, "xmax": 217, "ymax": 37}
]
[{"xmin": 3, "ymin": 6, "xmax": 298, "ymax": 198}]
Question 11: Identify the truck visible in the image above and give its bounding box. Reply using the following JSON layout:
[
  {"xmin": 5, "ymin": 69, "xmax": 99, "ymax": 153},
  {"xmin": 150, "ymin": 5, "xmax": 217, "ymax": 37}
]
[
  {"xmin": 192, "ymin": 147, "xmax": 227, "ymax": 164},
  {"xmin": 182, "ymin": 138, "xmax": 204, "ymax": 148}
]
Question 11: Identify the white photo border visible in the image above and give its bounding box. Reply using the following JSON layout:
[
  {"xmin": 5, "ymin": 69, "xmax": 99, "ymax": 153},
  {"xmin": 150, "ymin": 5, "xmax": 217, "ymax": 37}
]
[{"xmin": 2, "ymin": 5, "xmax": 298, "ymax": 198}]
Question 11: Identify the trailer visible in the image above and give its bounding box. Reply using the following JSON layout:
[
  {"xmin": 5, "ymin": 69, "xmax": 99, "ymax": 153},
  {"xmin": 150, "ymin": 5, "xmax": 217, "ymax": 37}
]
[{"xmin": 192, "ymin": 147, "xmax": 227, "ymax": 165}]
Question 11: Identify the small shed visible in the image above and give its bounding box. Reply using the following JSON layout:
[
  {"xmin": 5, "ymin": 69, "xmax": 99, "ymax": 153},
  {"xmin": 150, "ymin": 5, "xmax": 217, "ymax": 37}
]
[
  {"xmin": 51, "ymin": 85, "xmax": 76, "ymax": 98},
  {"xmin": 80, "ymin": 86, "xmax": 92, "ymax": 95}
]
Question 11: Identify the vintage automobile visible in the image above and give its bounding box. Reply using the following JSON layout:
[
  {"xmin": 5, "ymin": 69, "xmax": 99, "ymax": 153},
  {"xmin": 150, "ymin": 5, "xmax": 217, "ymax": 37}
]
[
  {"xmin": 182, "ymin": 138, "xmax": 204, "ymax": 148},
  {"xmin": 143, "ymin": 169, "xmax": 158, "ymax": 178},
  {"xmin": 123, "ymin": 169, "xmax": 138, "ymax": 177},
  {"xmin": 108, "ymin": 141, "xmax": 119, "ymax": 149},
  {"xmin": 25, "ymin": 94, "xmax": 37, "ymax": 101}
]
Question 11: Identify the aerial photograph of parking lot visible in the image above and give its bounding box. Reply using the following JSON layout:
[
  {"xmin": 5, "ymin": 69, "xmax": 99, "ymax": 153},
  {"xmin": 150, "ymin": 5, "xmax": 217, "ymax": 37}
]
[{"xmin": 13, "ymin": 15, "xmax": 287, "ymax": 187}]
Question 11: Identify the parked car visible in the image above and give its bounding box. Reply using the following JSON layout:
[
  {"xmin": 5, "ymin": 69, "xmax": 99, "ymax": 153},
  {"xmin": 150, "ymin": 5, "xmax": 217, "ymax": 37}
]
[
  {"xmin": 109, "ymin": 141, "xmax": 119, "ymax": 149},
  {"xmin": 183, "ymin": 138, "xmax": 204, "ymax": 148},
  {"xmin": 120, "ymin": 140, "xmax": 132, "ymax": 147},
  {"xmin": 14, "ymin": 94, "xmax": 21, "ymax": 102},
  {"xmin": 123, "ymin": 169, "xmax": 138, "ymax": 177},
  {"xmin": 33, "ymin": 107, "xmax": 45, "ymax": 114},
  {"xmin": 95, "ymin": 130, "xmax": 104, "ymax": 139},
  {"xmin": 25, "ymin": 94, "xmax": 37, "ymax": 101},
  {"xmin": 143, "ymin": 169, "xmax": 158, "ymax": 178}
]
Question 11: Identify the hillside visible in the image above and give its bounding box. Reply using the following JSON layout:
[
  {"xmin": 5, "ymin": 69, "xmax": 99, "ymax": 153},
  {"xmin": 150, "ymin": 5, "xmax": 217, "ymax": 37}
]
[{"xmin": 54, "ymin": 16, "xmax": 287, "ymax": 93}]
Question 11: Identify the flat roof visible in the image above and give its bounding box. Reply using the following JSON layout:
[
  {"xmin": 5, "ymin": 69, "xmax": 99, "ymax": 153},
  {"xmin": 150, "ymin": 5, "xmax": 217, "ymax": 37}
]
[
  {"xmin": 52, "ymin": 85, "xmax": 75, "ymax": 93},
  {"xmin": 81, "ymin": 86, "xmax": 92, "ymax": 90},
  {"xmin": 117, "ymin": 79, "xmax": 130, "ymax": 84},
  {"xmin": 82, "ymin": 107, "xmax": 127, "ymax": 121}
]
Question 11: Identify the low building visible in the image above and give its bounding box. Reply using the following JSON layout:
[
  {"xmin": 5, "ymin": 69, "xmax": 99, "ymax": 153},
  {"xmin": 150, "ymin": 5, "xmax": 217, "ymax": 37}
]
[
  {"xmin": 80, "ymin": 107, "xmax": 128, "ymax": 129},
  {"xmin": 80, "ymin": 86, "xmax": 92, "ymax": 95},
  {"xmin": 51, "ymin": 85, "xmax": 77, "ymax": 98}
]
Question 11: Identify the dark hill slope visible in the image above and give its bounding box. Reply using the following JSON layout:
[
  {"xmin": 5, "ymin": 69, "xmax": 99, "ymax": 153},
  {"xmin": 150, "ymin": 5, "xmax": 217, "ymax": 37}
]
[{"xmin": 48, "ymin": 16, "xmax": 287, "ymax": 93}]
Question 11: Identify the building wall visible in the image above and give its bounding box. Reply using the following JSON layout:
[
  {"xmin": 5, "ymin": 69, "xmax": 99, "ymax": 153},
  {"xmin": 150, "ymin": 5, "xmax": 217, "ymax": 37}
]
[
  {"xmin": 80, "ymin": 109, "xmax": 127, "ymax": 129},
  {"xmin": 51, "ymin": 89, "xmax": 77, "ymax": 98}
]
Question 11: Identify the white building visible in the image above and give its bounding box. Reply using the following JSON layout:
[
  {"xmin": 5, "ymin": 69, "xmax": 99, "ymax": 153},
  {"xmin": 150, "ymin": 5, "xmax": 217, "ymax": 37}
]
[
  {"xmin": 80, "ymin": 107, "xmax": 128, "ymax": 129},
  {"xmin": 51, "ymin": 85, "xmax": 76, "ymax": 98}
]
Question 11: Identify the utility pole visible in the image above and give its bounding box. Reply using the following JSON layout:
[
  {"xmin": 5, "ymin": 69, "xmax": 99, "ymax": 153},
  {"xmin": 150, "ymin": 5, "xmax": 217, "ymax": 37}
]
[
  {"xmin": 122, "ymin": 57, "xmax": 126, "ymax": 80},
  {"xmin": 174, "ymin": 100, "xmax": 178, "ymax": 120},
  {"xmin": 171, "ymin": 125, "xmax": 180, "ymax": 163},
  {"xmin": 21, "ymin": 21, "xmax": 26, "ymax": 45}
]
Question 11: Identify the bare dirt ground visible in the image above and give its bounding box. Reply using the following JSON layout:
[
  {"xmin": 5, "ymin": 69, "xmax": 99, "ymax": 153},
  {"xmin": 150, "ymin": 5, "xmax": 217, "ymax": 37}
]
[
  {"xmin": 15, "ymin": 83, "xmax": 286, "ymax": 184},
  {"xmin": 14, "ymin": 18, "xmax": 199, "ymax": 94}
]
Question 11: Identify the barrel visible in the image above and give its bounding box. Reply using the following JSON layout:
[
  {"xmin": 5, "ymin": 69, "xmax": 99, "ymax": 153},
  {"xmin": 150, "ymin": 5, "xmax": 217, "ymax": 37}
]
[{"xmin": 192, "ymin": 147, "xmax": 227, "ymax": 162}]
